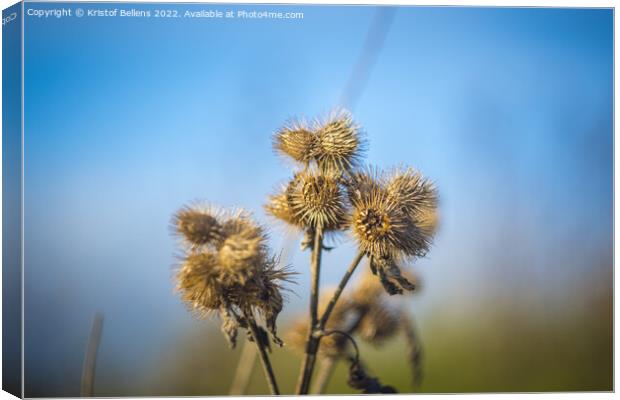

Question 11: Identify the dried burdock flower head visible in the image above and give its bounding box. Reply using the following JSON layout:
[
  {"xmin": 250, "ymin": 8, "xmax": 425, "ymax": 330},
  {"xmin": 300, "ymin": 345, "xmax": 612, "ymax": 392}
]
[
  {"xmin": 416, "ymin": 207, "xmax": 439, "ymax": 237},
  {"xmin": 313, "ymin": 110, "xmax": 364, "ymax": 174},
  {"xmin": 387, "ymin": 166, "xmax": 439, "ymax": 239},
  {"xmin": 346, "ymin": 166, "xmax": 437, "ymax": 295},
  {"xmin": 287, "ymin": 170, "xmax": 349, "ymax": 232},
  {"xmin": 217, "ymin": 221, "xmax": 268, "ymax": 285},
  {"xmin": 176, "ymin": 251, "xmax": 224, "ymax": 312},
  {"xmin": 346, "ymin": 167, "xmax": 382, "ymax": 204},
  {"xmin": 173, "ymin": 204, "xmax": 294, "ymax": 347},
  {"xmin": 174, "ymin": 205, "xmax": 225, "ymax": 248},
  {"xmin": 264, "ymin": 185, "xmax": 300, "ymax": 228},
  {"xmin": 350, "ymin": 184, "xmax": 420, "ymax": 259},
  {"xmin": 265, "ymin": 172, "xmax": 350, "ymax": 248},
  {"xmin": 247, "ymin": 257, "xmax": 295, "ymax": 345},
  {"xmin": 357, "ymin": 302, "xmax": 401, "ymax": 345},
  {"xmin": 272, "ymin": 110, "xmax": 364, "ymax": 174},
  {"xmin": 273, "ymin": 119, "xmax": 317, "ymax": 166},
  {"xmin": 348, "ymin": 269, "xmax": 415, "ymax": 345},
  {"xmin": 386, "ymin": 167, "xmax": 438, "ymax": 217}
]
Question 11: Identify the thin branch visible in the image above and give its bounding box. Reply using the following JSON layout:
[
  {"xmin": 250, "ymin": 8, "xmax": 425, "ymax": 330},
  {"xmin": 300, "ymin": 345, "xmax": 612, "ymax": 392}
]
[
  {"xmin": 80, "ymin": 313, "xmax": 104, "ymax": 397},
  {"xmin": 245, "ymin": 314, "xmax": 280, "ymax": 395},
  {"xmin": 319, "ymin": 251, "xmax": 365, "ymax": 329},
  {"xmin": 228, "ymin": 339, "xmax": 257, "ymax": 395}
]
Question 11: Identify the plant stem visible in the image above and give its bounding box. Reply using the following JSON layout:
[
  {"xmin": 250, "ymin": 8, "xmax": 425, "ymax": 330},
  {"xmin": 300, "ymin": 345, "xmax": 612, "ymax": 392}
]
[
  {"xmin": 81, "ymin": 313, "xmax": 104, "ymax": 397},
  {"xmin": 246, "ymin": 315, "xmax": 280, "ymax": 395},
  {"xmin": 311, "ymin": 357, "xmax": 337, "ymax": 394},
  {"xmin": 295, "ymin": 229, "xmax": 324, "ymax": 394},
  {"xmin": 228, "ymin": 339, "xmax": 257, "ymax": 395},
  {"xmin": 402, "ymin": 313, "xmax": 424, "ymax": 388},
  {"xmin": 296, "ymin": 249, "xmax": 365, "ymax": 395},
  {"xmin": 318, "ymin": 251, "xmax": 365, "ymax": 329}
]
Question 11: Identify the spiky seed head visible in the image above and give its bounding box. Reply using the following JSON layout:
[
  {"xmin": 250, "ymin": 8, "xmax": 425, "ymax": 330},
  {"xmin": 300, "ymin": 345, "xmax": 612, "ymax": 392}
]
[
  {"xmin": 173, "ymin": 205, "xmax": 294, "ymax": 346},
  {"xmin": 252, "ymin": 259, "xmax": 295, "ymax": 345},
  {"xmin": 264, "ymin": 186, "xmax": 303, "ymax": 228},
  {"xmin": 175, "ymin": 251, "xmax": 223, "ymax": 315},
  {"xmin": 415, "ymin": 207, "xmax": 439, "ymax": 237},
  {"xmin": 351, "ymin": 186, "xmax": 417, "ymax": 258},
  {"xmin": 273, "ymin": 120, "xmax": 317, "ymax": 164},
  {"xmin": 174, "ymin": 207, "xmax": 224, "ymax": 247},
  {"xmin": 345, "ymin": 167, "xmax": 383, "ymax": 204},
  {"xmin": 218, "ymin": 233, "xmax": 264, "ymax": 285},
  {"xmin": 288, "ymin": 171, "xmax": 348, "ymax": 231},
  {"xmin": 387, "ymin": 168, "xmax": 438, "ymax": 250},
  {"xmin": 314, "ymin": 111, "xmax": 364, "ymax": 173},
  {"xmin": 219, "ymin": 210, "xmax": 264, "ymax": 240},
  {"xmin": 358, "ymin": 304, "xmax": 401, "ymax": 345},
  {"xmin": 386, "ymin": 167, "xmax": 438, "ymax": 217},
  {"xmin": 220, "ymin": 257, "xmax": 292, "ymax": 327}
]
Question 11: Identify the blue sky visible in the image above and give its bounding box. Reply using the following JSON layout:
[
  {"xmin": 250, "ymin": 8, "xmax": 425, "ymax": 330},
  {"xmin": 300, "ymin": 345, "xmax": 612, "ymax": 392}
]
[{"xmin": 21, "ymin": 3, "xmax": 612, "ymax": 395}]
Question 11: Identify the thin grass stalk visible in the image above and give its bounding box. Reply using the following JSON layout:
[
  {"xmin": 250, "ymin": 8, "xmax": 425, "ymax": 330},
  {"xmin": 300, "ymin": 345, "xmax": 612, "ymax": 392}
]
[
  {"xmin": 246, "ymin": 314, "xmax": 280, "ymax": 395},
  {"xmin": 295, "ymin": 229, "xmax": 324, "ymax": 394},
  {"xmin": 311, "ymin": 357, "xmax": 337, "ymax": 394},
  {"xmin": 228, "ymin": 339, "xmax": 257, "ymax": 395},
  {"xmin": 80, "ymin": 313, "xmax": 104, "ymax": 397}
]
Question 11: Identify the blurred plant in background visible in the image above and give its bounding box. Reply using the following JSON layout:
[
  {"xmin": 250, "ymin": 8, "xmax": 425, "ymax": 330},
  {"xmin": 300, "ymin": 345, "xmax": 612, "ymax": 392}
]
[
  {"xmin": 285, "ymin": 268, "xmax": 423, "ymax": 394},
  {"xmin": 171, "ymin": 110, "xmax": 438, "ymax": 395}
]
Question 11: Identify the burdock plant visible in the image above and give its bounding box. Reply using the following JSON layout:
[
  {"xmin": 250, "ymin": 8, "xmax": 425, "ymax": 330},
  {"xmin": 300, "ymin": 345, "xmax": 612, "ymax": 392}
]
[
  {"xmin": 172, "ymin": 110, "xmax": 438, "ymax": 395},
  {"xmin": 173, "ymin": 205, "xmax": 293, "ymax": 394}
]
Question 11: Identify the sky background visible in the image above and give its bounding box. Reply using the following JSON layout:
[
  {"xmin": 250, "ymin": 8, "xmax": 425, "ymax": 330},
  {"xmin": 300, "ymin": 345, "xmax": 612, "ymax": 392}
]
[{"xmin": 21, "ymin": 3, "xmax": 612, "ymax": 396}]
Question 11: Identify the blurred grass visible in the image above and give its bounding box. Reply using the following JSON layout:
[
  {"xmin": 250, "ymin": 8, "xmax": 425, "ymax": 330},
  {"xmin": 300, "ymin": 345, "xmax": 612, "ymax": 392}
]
[{"xmin": 141, "ymin": 284, "xmax": 612, "ymax": 396}]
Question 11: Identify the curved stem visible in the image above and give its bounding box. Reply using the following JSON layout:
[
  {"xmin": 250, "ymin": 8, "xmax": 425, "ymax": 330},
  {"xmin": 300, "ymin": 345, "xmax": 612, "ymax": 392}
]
[
  {"xmin": 322, "ymin": 330, "xmax": 360, "ymax": 365},
  {"xmin": 295, "ymin": 229, "xmax": 324, "ymax": 394},
  {"xmin": 246, "ymin": 316, "xmax": 280, "ymax": 395}
]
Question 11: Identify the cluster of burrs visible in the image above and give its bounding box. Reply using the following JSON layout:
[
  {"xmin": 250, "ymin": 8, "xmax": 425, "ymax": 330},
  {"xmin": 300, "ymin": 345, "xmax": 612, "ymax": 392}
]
[
  {"xmin": 267, "ymin": 110, "xmax": 438, "ymax": 295},
  {"xmin": 173, "ymin": 205, "xmax": 293, "ymax": 349},
  {"xmin": 171, "ymin": 109, "xmax": 438, "ymax": 395}
]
